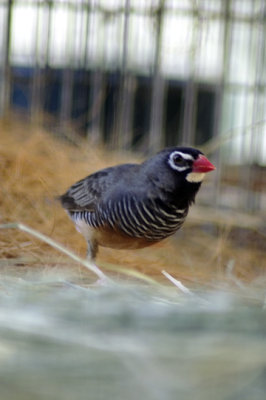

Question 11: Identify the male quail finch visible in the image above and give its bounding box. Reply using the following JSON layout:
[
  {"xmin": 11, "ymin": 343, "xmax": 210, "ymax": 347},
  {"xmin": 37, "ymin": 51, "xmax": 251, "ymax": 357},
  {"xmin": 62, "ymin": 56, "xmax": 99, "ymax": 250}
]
[{"xmin": 60, "ymin": 147, "xmax": 215, "ymax": 261}]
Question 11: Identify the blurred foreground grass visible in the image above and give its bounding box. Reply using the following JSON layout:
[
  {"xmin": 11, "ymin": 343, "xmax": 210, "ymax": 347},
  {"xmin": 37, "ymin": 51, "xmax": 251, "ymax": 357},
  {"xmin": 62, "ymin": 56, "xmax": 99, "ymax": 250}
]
[
  {"xmin": 0, "ymin": 270, "xmax": 266, "ymax": 400},
  {"xmin": 0, "ymin": 118, "xmax": 266, "ymax": 400}
]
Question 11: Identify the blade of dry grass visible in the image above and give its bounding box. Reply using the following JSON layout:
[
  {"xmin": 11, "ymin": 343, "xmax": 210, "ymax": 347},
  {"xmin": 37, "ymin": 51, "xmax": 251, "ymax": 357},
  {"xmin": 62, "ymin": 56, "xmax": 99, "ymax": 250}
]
[
  {"xmin": 0, "ymin": 222, "xmax": 110, "ymax": 282},
  {"xmin": 162, "ymin": 270, "xmax": 193, "ymax": 295},
  {"xmin": 100, "ymin": 261, "xmax": 160, "ymax": 285}
]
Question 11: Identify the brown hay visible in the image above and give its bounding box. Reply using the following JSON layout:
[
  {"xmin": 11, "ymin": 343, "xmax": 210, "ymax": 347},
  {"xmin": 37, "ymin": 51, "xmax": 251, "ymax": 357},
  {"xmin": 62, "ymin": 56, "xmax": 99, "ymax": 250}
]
[{"xmin": 0, "ymin": 118, "xmax": 265, "ymax": 285}]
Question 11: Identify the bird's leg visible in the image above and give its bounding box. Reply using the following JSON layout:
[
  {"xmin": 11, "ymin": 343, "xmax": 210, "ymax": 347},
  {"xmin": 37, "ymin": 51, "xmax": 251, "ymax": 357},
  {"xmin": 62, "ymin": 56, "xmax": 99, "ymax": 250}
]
[
  {"xmin": 87, "ymin": 239, "xmax": 98, "ymax": 262},
  {"xmin": 86, "ymin": 240, "xmax": 109, "ymax": 286}
]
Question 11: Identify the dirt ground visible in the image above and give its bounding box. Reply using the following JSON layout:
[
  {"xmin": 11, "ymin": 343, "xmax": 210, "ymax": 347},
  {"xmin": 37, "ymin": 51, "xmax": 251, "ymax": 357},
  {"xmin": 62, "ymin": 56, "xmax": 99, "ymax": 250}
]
[{"xmin": 0, "ymin": 118, "xmax": 265, "ymax": 287}]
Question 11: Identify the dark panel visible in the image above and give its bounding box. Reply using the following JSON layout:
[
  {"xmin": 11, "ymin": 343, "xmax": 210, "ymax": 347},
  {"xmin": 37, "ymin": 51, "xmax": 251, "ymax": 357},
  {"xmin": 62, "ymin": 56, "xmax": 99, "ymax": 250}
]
[
  {"xmin": 164, "ymin": 83, "xmax": 184, "ymax": 146},
  {"xmin": 102, "ymin": 72, "xmax": 120, "ymax": 143},
  {"xmin": 71, "ymin": 69, "xmax": 91, "ymax": 130},
  {"xmin": 196, "ymin": 88, "xmax": 216, "ymax": 145},
  {"xmin": 43, "ymin": 68, "xmax": 62, "ymax": 115},
  {"xmin": 11, "ymin": 66, "xmax": 33, "ymax": 110},
  {"xmin": 132, "ymin": 76, "xmax": 152, "ymax": 148},
  {"xmin": 9, "ymin": 67, "xmax": 218, "ymax": 150}
]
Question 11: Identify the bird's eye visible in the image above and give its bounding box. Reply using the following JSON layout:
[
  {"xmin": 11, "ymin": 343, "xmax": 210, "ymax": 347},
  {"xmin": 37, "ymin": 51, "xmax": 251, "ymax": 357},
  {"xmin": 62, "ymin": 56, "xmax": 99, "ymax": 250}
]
[
  {"xmin": 169, "ymin": 151, "xmax": 194, "ymax": 171},
  {"xmin": 173, "ymin": 154, "xmax": 186, "ymax": 166}
]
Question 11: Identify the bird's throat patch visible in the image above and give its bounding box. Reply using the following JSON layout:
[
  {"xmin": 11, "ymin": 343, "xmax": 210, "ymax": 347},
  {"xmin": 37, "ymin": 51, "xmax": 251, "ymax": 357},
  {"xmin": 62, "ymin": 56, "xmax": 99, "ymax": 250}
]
[{"xmin": 186, "ymin": 172, "xmax": 206, "ymax": 183}]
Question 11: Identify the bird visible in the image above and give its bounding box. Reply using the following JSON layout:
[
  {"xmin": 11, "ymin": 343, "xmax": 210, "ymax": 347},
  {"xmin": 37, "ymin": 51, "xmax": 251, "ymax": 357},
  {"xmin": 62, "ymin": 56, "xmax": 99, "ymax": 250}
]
[{"xmin": 60, "ymin": 147, "xmax": 215, "ymax": 262}]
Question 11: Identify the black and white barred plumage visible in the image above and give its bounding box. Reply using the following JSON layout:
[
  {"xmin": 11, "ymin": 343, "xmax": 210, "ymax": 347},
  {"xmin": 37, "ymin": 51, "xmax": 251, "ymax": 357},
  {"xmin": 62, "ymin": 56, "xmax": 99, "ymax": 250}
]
[
  {"xmin": 60, "ymin": 147, "xmax": 215, "ymax": 260},
  {"xmin": 70, "ymin": 195, "xmax": 188, "ymax": 241}
]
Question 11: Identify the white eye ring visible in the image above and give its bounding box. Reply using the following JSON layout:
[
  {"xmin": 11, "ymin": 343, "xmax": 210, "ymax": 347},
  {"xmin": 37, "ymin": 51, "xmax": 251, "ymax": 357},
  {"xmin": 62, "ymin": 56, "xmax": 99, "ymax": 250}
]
[{"xmin": 168, "ymin": 151, "xmax": 193, "ymax": 172}]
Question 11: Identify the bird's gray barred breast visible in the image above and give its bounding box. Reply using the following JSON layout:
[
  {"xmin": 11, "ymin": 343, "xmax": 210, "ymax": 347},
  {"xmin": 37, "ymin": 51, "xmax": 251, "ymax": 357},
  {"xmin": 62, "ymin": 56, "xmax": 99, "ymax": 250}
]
[{"xmin": 71, "ymin": 195, "xmax": 188, "ymax": 241}]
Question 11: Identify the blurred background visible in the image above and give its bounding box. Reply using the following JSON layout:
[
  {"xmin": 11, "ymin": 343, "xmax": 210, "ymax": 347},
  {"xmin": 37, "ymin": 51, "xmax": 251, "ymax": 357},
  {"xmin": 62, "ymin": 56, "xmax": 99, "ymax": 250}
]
[
  {"xmin": 0, "ymin": 0, "xmax": 266, "ymax": 213},
  {"xmin": 0, "ymin": 2, "xmax": 266, "ymax": 400}
]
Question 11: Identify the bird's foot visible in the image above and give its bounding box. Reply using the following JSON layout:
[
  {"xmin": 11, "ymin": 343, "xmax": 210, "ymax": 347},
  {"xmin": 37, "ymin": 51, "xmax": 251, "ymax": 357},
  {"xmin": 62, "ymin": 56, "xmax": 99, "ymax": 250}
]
[
  {"xmin": 84, "ymin": 257, "xmax": 113, "ymax": 286},
  {"xmin": 91, "ymin": 275, "xmax": 111, "ymax": 286}
]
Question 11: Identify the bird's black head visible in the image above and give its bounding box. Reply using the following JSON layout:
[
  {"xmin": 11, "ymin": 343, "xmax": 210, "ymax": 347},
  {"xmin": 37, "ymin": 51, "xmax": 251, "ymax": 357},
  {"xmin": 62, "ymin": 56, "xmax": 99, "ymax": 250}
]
[
  {"xmin": 165, "ymin": 147, "xmax": 215, "ymax": 183},
  {"xmin": 142, "ymin": 147, "xmax": 215, "ymax": 206}
]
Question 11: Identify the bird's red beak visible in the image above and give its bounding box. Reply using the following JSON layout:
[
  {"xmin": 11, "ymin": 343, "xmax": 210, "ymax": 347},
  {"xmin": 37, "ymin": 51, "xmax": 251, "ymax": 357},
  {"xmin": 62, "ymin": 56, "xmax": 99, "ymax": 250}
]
[{"xmin": 192, "ymin": 155, "xmax": 216, "ymax": 173}]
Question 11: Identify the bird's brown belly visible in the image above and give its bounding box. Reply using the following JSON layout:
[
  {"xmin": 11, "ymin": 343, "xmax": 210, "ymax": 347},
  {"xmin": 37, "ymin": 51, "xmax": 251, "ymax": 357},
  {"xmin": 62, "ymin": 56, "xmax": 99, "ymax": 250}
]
[
  {"xmin": 74, "ymin": 217, "xmax": 159, "ymax": 249},
  {"xmin": 94, "ymin": 225, "xmax": 160, "ymax": 250}
]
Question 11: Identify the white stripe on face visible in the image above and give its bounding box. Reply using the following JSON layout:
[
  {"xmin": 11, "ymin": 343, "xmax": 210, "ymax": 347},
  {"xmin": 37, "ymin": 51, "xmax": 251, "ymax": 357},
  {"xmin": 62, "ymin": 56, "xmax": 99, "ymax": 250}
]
[
  {"xmin": 168, "ymin": 151, "xmax": 194, "ymax": 172},
  {"xmin": 173, "ymin": 151, "xmax": 193, "ymax": 161}
]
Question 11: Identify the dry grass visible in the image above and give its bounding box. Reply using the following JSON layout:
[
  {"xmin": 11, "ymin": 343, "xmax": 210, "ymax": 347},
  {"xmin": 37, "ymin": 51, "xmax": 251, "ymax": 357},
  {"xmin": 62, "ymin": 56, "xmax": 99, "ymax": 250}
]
[{"xmin": 0, "ymin": 117, "xmax": 265, "ymax": 286}]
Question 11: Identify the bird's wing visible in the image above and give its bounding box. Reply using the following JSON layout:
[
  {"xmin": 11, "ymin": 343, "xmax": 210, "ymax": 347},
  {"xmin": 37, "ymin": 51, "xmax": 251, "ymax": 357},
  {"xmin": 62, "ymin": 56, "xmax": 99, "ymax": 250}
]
[{"xmin": 60, "ymin": 164, "xmax": 137, "ymax": 212}]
